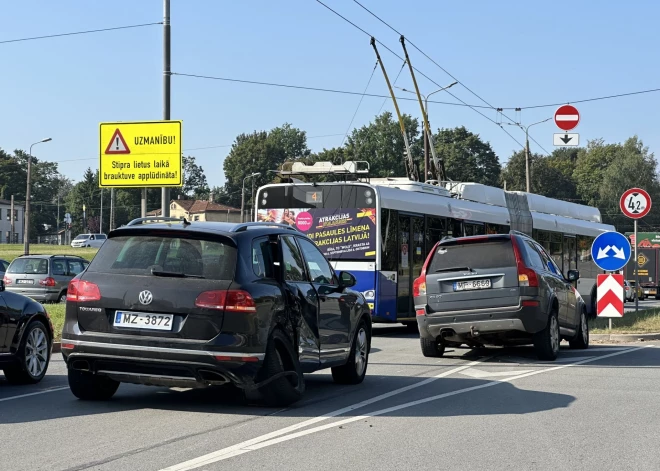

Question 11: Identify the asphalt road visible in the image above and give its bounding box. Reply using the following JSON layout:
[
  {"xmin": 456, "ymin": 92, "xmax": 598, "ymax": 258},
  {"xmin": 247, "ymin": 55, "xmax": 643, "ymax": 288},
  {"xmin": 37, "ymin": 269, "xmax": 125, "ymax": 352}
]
[
  {"xmin": 2, "ymin": 327, "xmax": 659, "ymax": 471},
  {"xmin": 625, "ymin": 297, "xmax": 660, "ymax": 312}
]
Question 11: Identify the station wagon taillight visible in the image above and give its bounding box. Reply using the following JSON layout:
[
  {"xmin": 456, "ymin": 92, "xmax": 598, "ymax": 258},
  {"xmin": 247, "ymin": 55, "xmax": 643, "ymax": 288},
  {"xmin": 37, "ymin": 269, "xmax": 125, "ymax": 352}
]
[
  {"xmin": 511, "ymin": 235, "xmax": 539, "ymax": 288},
  {"xmin": 195, "ymin": 290, "xmax": 257, "ymax": 312},
  {"xmin": 3, "ymin": 276, "xmax": 11, "ymax": 285},
  {"xmin": 67, "ymin": 279, "xmax": 101, "ymax": 302},
  {"xmin": 413, "ymin": 241, "xmax": 440, "ymax": 297},
  {"xmin": 40, "ymin": 277, "xmax": 56, "ymax": 287}
]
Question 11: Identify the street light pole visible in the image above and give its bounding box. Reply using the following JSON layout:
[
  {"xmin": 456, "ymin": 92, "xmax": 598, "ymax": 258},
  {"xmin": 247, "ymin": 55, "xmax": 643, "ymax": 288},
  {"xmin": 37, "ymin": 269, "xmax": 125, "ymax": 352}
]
[
  {"xmin": 24, "ymin": 137, "xmax": 52, "ymax": 255},
  {"xmin": 161, "ymin": 0, "xmax": 172, "ymax": 218},
  {"xmin": 395, "ymin": 82, "xmax": 457, "ymax": 181},
  {"xmin": 521, "ymin": 118, "xmax": 551, "ymax": 193},
  {"xmin": 240, "ymin": 173, "xmax": 260, "ymax": 223}
]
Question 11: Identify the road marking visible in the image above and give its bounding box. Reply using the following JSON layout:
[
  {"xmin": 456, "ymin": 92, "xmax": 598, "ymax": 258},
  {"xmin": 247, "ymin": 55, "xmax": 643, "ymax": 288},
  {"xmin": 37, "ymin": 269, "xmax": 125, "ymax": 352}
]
[
  {"xmin": 160, "ymin": 345, "xmax": 652, "ymax": 470},
  {"xmin": 0, "ymin": 386, "xmax": 69, "ymax": 403},
  {"xmin": 460, "ymin": 368, "xmax": 533, "ymax": 378},
  {"xmin": 159, "ymin": 357, "xmax": 491, "ymax": 471}
]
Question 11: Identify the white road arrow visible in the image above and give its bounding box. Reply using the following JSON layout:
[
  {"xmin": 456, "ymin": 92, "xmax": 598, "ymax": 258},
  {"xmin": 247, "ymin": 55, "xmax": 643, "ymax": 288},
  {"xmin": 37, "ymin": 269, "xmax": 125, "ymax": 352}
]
[
  {"xmin": 459, "ymin": 368, "xmax": 533, "ymax": 378},
  {"xmin": 597, "ymin": 246, "xmax": 612, "ymax": 259},
  {"xmin": 611, "ymin": 246, "xmax": 626, "ymax": 259}
]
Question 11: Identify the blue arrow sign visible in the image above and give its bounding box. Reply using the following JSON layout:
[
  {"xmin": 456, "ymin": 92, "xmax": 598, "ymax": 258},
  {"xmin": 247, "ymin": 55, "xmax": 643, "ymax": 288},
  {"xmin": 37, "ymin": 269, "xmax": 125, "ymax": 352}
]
[{"xmin": 591, "ymin": 231, "xmax": 631, "ymax": 272}]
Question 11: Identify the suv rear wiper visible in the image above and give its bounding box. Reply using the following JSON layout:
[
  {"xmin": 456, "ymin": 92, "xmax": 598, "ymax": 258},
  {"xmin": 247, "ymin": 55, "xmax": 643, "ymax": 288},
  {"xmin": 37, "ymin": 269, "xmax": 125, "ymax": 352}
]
[
  {"xmin": 151, "ymin": 270, "xmax": 205, "ymax": 279},
  {"xmin": 434, "ymin": 266, "xmax": 474, "ymax": 273}
]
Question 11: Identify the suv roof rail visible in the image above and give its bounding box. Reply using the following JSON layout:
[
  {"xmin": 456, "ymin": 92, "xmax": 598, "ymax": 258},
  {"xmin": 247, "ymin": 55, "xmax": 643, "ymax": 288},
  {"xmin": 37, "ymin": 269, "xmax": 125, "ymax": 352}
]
[
  {"xmin": 231, "ymin": 222, "xmax": 298, "ymax": 233},
  {"xmin": 17, "ymin": 254, "xmax": 86, "ymax": 258},
  {"xmin": 126, "ymin": 216, "xmax": 191, "ymax": 227}
]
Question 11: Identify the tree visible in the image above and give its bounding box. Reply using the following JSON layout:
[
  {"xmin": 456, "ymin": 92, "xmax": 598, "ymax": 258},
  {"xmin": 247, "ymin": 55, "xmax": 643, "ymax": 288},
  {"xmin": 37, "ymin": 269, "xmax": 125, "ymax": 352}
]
[
  {"xmin": 573, "ymin": 139, "xmax": 620, "ymax": 206},
  {"xmin": 433, "ymin": 126, "xmax": 501, "ymax": 185},
  {"xmin": 221, "ymin": 124, "xmax": 310, "ymax": 208},
  {"xmin": 179, "ymin": 155, "xmax": 209, "ymax": 199},
  {"xmin": 500, "ymin": 148, "xmax": 580, "ymax": 201},
  {"xmin": 344, "ymin": 111, "xmax": 422, "ymax": 179}
]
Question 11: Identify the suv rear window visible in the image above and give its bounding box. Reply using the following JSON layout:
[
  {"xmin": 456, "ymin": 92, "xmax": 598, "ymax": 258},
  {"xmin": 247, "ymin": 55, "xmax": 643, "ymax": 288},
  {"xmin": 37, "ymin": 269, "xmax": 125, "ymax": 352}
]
[
  {"xmin": 7, "ymin": 258, "xmax": 49, "ymax": 275},
  {"xmin": 429, "ymin": 239, "xmax": 516, "ymax": 272},
  {"xmin": 86, "ymin": 235, "xmax": 237, "ymax": 280}
]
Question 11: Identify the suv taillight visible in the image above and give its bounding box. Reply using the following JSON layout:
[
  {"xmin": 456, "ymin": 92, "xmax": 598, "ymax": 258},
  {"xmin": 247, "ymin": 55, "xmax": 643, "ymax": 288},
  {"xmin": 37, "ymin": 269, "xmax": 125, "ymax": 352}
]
[
  {"xmin": 511, "ymin": 235, "xmax": 539, "ymax": 288},
  {"xmin": 3, "ymin": 275, "xmax": 11, "ymax": 285},
  {"xmin": 413, "ymin": 242, "xmax": 439, "ymax": 298},
  {"xmin": 195, "ymin": 290, "xmax": 257, "ymax": 312},
  {"xmin": 67, "ymin": 279, "xmax": 101, "ymax": 302},
  {"xmin": 40, "ymin": 277, "xmax": 56, "ymax": 287}
]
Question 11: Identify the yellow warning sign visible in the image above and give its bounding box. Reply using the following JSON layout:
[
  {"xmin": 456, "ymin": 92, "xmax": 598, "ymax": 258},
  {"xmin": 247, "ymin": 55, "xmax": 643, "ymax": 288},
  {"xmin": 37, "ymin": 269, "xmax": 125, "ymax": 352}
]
[
  {"xmin": 99, "ymin": 121, "xmax": 182, "ymax": 188},
  {"xmin": 638, "ymin": 253, "xmax": 649, "ymax": 268}
]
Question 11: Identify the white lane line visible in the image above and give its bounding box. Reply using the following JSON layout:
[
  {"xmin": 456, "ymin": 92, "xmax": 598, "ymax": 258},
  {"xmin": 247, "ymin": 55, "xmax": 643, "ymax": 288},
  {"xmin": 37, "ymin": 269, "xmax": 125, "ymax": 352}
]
[
  {"xmin": 161, "ymin": 345, "xmax": 652, "ymax": 470},
  {"xmin": 159, "ymin": 357, "xmax": 491, "ymax": 471},
  {"xmin": 460, "ymin": 368, "xmax": 533, "ymax": 378},
  {"xmin": 0, "ymin": 386, "xmax": 69, "ymax": 403}
]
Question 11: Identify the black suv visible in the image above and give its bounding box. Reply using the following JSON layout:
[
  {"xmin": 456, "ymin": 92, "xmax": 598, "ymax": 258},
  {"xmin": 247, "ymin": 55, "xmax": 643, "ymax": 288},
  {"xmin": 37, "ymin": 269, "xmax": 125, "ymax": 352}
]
[
  {"xmin": 414, "ymin": 232, "xmax": 589, "ymax": 361},
  {"xmin": 61, "ymin": 219, "xmax": 372, "ymax": 406}
]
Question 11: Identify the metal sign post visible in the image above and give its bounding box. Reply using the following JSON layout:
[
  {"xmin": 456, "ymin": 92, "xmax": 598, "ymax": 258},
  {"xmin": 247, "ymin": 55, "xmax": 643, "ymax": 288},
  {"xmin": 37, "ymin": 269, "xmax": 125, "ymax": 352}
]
[{"xmin": 620, "ymin": 187, "xmax": 652, "ymax": 316}]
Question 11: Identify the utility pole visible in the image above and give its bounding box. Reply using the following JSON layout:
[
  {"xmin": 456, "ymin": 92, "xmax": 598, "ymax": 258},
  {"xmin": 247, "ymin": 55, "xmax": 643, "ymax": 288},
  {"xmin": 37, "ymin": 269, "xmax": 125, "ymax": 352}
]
[
  {"xmin": 161, "ymin": 0, "xmax": 172, "ymax": 218},
  {"xmin": 25, "ymin": 138, "xmax": 52, "ymax": 255},
  {"xmin": 520, "ymin": 118, "xmax": 551, "ymax": 193},
  {"xmin": 56, "ymin": 195, "xmax": 60, "ymax": 244}
]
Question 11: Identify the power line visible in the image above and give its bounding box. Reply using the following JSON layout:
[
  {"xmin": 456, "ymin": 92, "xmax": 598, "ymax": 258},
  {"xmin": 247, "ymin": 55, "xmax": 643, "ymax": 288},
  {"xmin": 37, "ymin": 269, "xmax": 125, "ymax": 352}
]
[
  {"xmin": 170, "ymin": 72, "xmax": 487, "ymax": 108},
  {"xmin": 0, "ymin": 22, "xmax": 162, "ymax": 45},
  {"xmin": 520, "ymin": 87, "xmax": 660, "ymax": 110},
  {"xmin": 44, "ymin": 133, "xmax": 347, "ymax": 164},
  {"xmin": 340, "ymin": 62, "xmax": 378, "ymax": 146},
  {"xmin": 315, "ymin": 0, "xmax": 525, "ymax": 149},
  {"xmin": 351, "ymin": 0, "xmax": 538, "ymax": 152}
]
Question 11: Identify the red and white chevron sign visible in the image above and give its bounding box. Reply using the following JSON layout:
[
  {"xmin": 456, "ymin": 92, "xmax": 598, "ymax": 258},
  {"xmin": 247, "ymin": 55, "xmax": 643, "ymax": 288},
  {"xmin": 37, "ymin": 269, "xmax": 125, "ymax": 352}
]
[{"xmin": 597, "ymin": 274, "xmax": 624, "ymax": 318}]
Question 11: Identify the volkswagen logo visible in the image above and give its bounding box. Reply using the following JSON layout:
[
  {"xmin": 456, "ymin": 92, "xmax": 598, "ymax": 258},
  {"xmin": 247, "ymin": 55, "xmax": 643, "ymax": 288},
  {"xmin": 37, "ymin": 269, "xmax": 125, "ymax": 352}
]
[{"xmin": 138, "ymin": 290, "xmax": 153, "ymax": 305}]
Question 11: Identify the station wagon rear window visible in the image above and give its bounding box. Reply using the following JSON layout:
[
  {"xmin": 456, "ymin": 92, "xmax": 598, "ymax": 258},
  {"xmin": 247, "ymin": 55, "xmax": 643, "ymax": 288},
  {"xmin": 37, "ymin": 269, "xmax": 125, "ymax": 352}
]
[
  {"xmin": 86, "ymin": 235, "xmax": 237, "ymax": 280},
  {"xmin": 429, "ymin": 240, "xmax": 516, "ymax": 272},
  {"xmin": 7, "ymin": 258, "xmax": 49, "ymax": 275}
]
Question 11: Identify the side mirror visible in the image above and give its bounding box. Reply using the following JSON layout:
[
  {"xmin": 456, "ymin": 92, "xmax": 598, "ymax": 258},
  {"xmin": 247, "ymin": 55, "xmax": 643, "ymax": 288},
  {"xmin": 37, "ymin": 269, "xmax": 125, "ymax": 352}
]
[
  {"xmin": 567, "ymin": 270, "xmax": 580, "ymax": 282},
  {"xmin": 0, "ymin": 279, "xmax": 5, "ymax": 292},
  {"xmin": 338, "ymin": 271, "xmax": 357, "ymax": 288}
]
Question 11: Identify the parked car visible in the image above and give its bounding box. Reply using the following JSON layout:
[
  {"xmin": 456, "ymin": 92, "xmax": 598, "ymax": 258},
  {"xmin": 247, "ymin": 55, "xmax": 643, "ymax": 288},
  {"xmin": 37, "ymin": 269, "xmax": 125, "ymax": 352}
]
[
  {"xmin": 71, "ymin": 233, "xmax": 107, "ymax": 248},
  {"xmin": 627, "ymin": 280, "xmax": 646, "ymax": 301},
  {"xmin": 0, "ymin": 279, "xmax": 54, "ymax": 384},
  {"xmin": 0, "ymin": 259, "xmax": 9, "ymax": 276},
  {"xmin": 624, "ymin": 280, "xmax": 643, "ymax": 302},
  {"xmin": 3, "ymin": 255, "xmax": 90, "ymax": 303},
  {"xmin": 61, "ymin": 219, "xmax": 372, "ymax": 406},
  {"xmin": 414, "ymin": 232, "xmax": 589, "ymax": 361}
]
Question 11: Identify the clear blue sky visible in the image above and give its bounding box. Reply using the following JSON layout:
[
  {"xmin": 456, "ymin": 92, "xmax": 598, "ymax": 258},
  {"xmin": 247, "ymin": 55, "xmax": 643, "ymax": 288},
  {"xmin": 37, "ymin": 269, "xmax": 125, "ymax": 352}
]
[{"xmin": 2, "ymin": 0, "xmax": 660, "ymax": 189}]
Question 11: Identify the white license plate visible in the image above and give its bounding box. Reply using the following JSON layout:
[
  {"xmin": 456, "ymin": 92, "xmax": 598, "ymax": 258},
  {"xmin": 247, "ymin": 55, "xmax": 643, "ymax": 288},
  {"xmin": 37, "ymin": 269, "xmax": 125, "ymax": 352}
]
[
  {"xmin": 113, "ymin": 311, "xmax": 174, "ymax": 331},
  {"xmin": 16, "ymin": 279, "xmax": 33, "ymax": 284},
  {"xmin": 453, "ymin": 279, "xmax": 492, "ymax": 291}
]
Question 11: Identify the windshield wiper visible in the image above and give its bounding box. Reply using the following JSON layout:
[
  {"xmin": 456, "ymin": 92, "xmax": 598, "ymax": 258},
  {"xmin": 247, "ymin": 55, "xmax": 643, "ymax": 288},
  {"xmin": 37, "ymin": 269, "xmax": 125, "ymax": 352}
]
[
  {"xmin": 434, "ymin": 266, "xmax": 473, "ymax": 273},
  {"xmin": 151, "ymin": 270, "xmax": 205, "ymax": 279}
]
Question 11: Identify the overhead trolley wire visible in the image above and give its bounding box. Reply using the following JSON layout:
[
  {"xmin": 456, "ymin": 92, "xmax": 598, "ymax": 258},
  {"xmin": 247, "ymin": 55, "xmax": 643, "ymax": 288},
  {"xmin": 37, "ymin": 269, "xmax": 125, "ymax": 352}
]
[{"xmin": 314, "ymin": 0, "xmax": 525, "ymax": 149}]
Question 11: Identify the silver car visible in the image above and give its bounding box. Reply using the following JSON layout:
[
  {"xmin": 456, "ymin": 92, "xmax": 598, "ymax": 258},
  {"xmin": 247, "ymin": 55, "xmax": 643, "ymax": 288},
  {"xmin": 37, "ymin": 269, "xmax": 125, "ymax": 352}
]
[
  {"xmin": 71, "ymin": 233, "xmax": 107, "ymax": 248},
  {"xmin": 3, "ymin": 255, "xmax": 89, "ymax": 303}
]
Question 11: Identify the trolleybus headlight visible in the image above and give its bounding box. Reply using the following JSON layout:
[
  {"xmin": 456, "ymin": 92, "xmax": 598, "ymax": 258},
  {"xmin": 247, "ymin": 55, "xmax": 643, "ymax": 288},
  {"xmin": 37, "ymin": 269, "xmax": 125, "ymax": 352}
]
[
  {"xmin": 363, "ymin": 290, "xmax": 375, "ymax": 300},
  {"xmin": 366, "ymin": 198, "xmax": 373, "ymax": 205}
]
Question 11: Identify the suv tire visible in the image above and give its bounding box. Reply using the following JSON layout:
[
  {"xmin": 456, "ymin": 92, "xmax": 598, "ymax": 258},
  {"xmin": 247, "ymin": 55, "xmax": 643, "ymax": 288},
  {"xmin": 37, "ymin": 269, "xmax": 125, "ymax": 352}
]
[
  {"xmin": 420, "ymin": 337, "xmax": 446, "ymax": 358},
  {"xmin": 569, "ymin": 310, "xmax": 589, "ymax": 350},
  {"xmin": 332, "ymin": 319, "xmax": 370, "ymax": 385},
  {"xmin": 534, "ymin": 309, "xmax": 560, "ymax": 361},
  {"xmin": 258, "ymin": 329, "xmax": 304, "ymax": 407},
  {"xmin": 3, "ymin": 320, "xmax": 50, "ymax": 384},
  {"xmin": 68, "ymin": 369, "xmax": 120, "ymax": 400}
]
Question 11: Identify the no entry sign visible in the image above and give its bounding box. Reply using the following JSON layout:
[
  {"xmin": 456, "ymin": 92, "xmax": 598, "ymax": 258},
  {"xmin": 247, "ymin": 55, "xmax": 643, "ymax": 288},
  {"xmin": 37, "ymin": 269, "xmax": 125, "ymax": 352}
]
[{"xmin": 554, "ymin": 105, "xmax": 580, "ymax": 131}]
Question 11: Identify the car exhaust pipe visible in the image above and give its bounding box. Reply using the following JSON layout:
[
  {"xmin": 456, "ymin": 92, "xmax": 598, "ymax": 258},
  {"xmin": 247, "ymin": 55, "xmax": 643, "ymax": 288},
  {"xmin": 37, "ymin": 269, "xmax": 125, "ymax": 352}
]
[{"xmin": 71, "ymin": 359, "xmax": 91, "ymax": 371}]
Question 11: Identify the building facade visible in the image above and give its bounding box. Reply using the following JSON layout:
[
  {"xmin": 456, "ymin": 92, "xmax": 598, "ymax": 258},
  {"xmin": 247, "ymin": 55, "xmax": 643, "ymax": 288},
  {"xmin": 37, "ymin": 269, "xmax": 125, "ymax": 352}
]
[
  {"xmin": 0, "ymin": 199, "xmax": 25, "ymax": 243},
  {"xmin": 148, "ymin": 198, "xmax": 242, "ymax": 223}
]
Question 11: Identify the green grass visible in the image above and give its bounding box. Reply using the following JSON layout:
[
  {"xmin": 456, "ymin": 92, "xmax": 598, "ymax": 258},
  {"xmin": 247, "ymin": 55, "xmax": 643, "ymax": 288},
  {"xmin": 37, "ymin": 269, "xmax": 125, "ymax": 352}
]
[
  {"xmin": 45, "ymin": 303, "xmax": 66, "ymax": 342},
  {"xmin": 592, "ymin": 308, "xmax": 660, "ymax": 334},
  {"xmin": 0, "ymin": 244, "xmax": 98, "ymax": 263}
]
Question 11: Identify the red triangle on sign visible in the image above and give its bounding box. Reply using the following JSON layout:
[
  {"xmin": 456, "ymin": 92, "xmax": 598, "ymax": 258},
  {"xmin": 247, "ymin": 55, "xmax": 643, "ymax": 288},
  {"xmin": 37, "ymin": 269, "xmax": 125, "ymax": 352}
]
[{"xmin": 105, "ymin": 128, "xmax": 130, "ymax": 154}]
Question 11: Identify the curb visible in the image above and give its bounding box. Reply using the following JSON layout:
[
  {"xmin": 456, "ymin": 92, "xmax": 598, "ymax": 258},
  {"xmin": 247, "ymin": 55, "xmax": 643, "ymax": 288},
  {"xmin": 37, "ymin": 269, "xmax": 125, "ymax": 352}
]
[
  {"xmin": 591, "ymin": 333, "xmax": 660, "ymax": 342},
  {"xmin": 52, "ymin": 342, "xmax": 61, "ymax": 354}
]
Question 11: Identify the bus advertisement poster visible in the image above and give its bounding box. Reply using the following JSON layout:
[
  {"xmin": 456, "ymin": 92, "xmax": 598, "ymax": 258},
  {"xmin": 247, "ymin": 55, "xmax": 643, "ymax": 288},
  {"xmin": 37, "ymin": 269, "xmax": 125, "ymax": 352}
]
[{"xmin": 257, "ymin": 207, "xmax": 376, "ymax": 259}]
